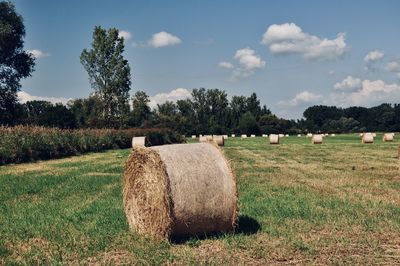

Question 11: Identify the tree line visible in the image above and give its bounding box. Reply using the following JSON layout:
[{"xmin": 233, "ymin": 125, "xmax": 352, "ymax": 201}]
[{"xmin": 1, "ymin": 1, "xmax": 399, "ymax": 135}]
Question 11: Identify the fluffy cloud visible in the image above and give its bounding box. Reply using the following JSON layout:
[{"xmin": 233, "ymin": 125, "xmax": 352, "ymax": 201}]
[
  {"xmin": 27, "ymin": 49, "xmax": 50, "ymax": 59},
  {"xmin": 278, "ymin": 91, "xmax": 322, "ymax": 106},
  {"xmin": 261, "ymin": 22, "xmax": 346, "ymax": 60},
  {"xmin": 386, "ymin": 60, "xmax": 400, "ymax": 73},
  {"xmin": 149, "ymin": 88, "xmax": 191, "ymax": 109},
  {"xmin": 334, "ymin": 76, "xmax": 362, "ymax": 91},
  {"xmin": 218, "ymin": 61, "xmax": 234, "ymax": 69},
  {"xmin": 330, "ymin": 79, "xmax": 400, "ymax": 107},
  {"xmin": 18, "ymin": 91, "xmax": 71, "ymax": 105},
  {"xmin": 148, "ymin": 31, "xmax": 182, "ymax": 48},
  {"xmin": 118, "ymin": 30, "xmax": 132, "ymax": 40},
  {"xmin": 364, "ymin": 50, "xmax": 384, "ymax": 63},
  {"xmin": 219, "ymin": 48, "xmax": 265, "ymax": 80}
]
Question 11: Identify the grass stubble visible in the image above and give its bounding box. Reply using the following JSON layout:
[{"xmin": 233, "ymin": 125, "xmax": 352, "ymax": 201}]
[{"xmin": 0, "ymin": 134, "xmax": 399, "ymax": 265}]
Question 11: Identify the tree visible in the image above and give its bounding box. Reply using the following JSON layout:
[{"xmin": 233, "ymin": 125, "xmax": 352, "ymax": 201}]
[
  {"xmin": 130, "ymin": 91, "xmax": 151, "ymax": 127},
  {"xmin": 0, "ymin": 1, "xmax": 35, "ymax": 125},
  {"xmin": 80, "ymin": 26, "xmax": 131, "ymax": 128},
  {"xmin": 238, "ymin": 111, "xmax": 259, "ymax": 134}
]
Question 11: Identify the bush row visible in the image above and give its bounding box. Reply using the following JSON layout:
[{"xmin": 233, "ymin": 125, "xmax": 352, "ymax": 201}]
[{"xmin": 0, "ymin": 126, "xmax": 184, "ymax": 165}]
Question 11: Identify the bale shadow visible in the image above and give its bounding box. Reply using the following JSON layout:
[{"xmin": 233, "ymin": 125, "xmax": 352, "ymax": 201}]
[{"xmin": 170, "ymin": 215, "xmax": 261, "ymax": 244}]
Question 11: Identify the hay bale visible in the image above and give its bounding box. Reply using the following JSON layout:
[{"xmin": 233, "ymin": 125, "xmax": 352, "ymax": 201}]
[
  {"xmin": 231, "ymin": 134, "xmax": 236, "ymax": 138},
  {"xmin": 123, "ymin": 143, "xmax": 238, "ymax": 239},
  {"xmin": 312, "ymin": 134, "xmax": 323, "ymax": 144},
  {"xmin": 285, "ymin": 134, "xmax": 289, "ymax": 137},
  {"xmin": 362, "ymin": 133, "xmax": 374, "ymax": 144},
  {"xmin": 206, "ymin": 135, "xmax": 213, "ymax": 141},
  {"xmin": 262, "ymin": 134, "xmax": 268, "ymax": 137},
  {"xmin": 191, "ymin": 135, "xmax": 197, "ymax": 139},
  {"xmin": 132, "ymin": 136, "xmax": 146, "ymax": 148},
  {"xmin": 269, "ymin": 134, "xmax": 279, "ymax": 144},
  {"xmin": 331, "ymin": 134, "xmax": 336, "ymax": 137},
  {"xmin": 278, "ymin": 134, "xmax": 284, "ymax": 138},
  {"xmin": 213, "ymin": 135, "xmax": 225, "ymax": 146},
  {"xmin": 199, "ymin": 136, "xmax": 209, "ymax": 143},
  {"xmin": 222, "ymin": 135, "xmax": 228, "ymax": 140},
  {"xmin": 372, "ymin": 133, "xmax": 377, "ymax": 137},
  {"xmin": 383, "ymin": 133, "xmax": 394, "ymax": 142},
  {"xmin": 297, "ymin": 134, "xmax": 302, "ymax": 137},
  {"xmin": 250, "ymin": 134, "xmax": 256, "ymax": 138},
  {"xmin": 306, "ymin": 133, "xmax": 313, "ymax": 138},
  {"xmin": 241, "ymin": 134, "xmax": 247, "ymax": 139}
]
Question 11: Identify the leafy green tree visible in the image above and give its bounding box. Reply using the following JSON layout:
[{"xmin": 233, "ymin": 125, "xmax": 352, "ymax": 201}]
[
  {"xmin": 80, "ymin": 26, "xmax": 131, "ymax": 128},
  {"xmin": 130, "ymin": 91, "xmax": 151, "ymax": 127},
  {"xmin": 238, "ymin": 111, "xmax": 259, "ymax": 134},
  {"xmin": 0, "ymin": 1, "xmax": 35, "ymax": 125}
]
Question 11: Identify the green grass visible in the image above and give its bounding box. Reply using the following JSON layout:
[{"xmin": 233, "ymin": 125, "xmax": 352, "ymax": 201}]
[{"xmin": 1, "ymin": 134, "xmax": 399, "ymax": 264}]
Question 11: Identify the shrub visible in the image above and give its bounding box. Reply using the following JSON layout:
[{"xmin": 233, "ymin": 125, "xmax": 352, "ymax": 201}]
[{"xmin": 0, "ymin": 126, "xmax": 184, "ymax": 165}]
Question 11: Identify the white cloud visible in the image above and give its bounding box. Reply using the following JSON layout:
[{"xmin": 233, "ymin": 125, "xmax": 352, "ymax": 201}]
[
  {"xmin": 27, "ymin": 49, "xmax": 50, "ymax": 59},
  {"xmin": 18, "ymin": 91, "xmax": 71, "ymax": 105},
  {"xmin": 149, "ymin": 88, "xmax": 191, "ymax": 109},
  {"xmin": 278, "ymin": 91, "xmax": 322, "ymax": 106},
  {"xmin": 385, "ymin": 60, "xmax": 400, "ymax": 73},
  {"xmin": 230, "ymin": 47, "xmax": 265, "ymax": 79},
  {"xmin": 329, "ymin": 79, "xmax": 400, "ymax": 107},
  {"xmin": 364, "ymin": 50, "xmax": 384, "ymax": 63},
  {"xmin": 261, "ymin": 22, "xmax": 346, "ymax": 60},
  {"xmin": 148, "ymin": 31, "xmax": 182, "ymax": 48},
  {"xmin": 118, "ymin": 30, "xmax": 132, "ymax": 40},
  {"xmin": 218, "ymin": 61, "xmax": 234, "ymax": 69},
  {"xmin": 334, "ymin": 76, "xmax": 362, "ymax": 91}
]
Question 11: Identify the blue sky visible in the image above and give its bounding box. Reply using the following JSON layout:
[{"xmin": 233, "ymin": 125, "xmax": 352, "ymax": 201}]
[{"xmin": 14, "ymin": 0, "xmax": 400, "ymax": 118}]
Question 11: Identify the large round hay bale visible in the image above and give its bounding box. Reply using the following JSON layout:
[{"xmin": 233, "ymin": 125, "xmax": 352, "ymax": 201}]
[
  {"xmin": 241, "ymin": 134, "xmax": 247, "ymax": 139},
  {"xmin": 312, "ymin": 134, "xmax": 323, "ymax": 144},
  {"xmin": 123, "ymin": 143, "xmax": 238, "ymax": 239},
  {"xmin": 278, "ymin": 134, "xmax": 284, "ymax": 138},
  {"xmin": 297, "ymin": 134, "xmax": 302, "ymax": 137},
  {"xmin": 306, "ymin": 133, "xmax": 313, "ymax": 138},
  {"xmin": 362, "ymin": 133, "xmax": 374, "ymax": 144},
  {"xmin": 206, "ymin": 135, "xmax": 213, "ymax": 141},
  {"xmin": 191, "ymin": 135, "xmax": 197, "ymax": 139},
  {"xmin": 383, "ymin": 133, "xmax": 394, "ymax": 142},
  {"xmin": 269, "ymin": 134, "xmax": 279, "ymax": 144},
  {"xmin": 213, "ymin": 135, "xmax": 224, "ymax": 146},
  {"xmin": 231, "ymin": 134, "xmax": 236, "ymax": 138},
  {"xmin": 250, "ymin": 134, "xmax": 256, "ymax": 138},
  {"xmin": 132, "ymin": 136, "xmax": 146, "ymax": 148}
]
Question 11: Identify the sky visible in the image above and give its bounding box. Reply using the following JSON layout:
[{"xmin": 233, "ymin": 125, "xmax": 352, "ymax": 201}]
[{"xmin": 13, "ymin": 0, "xmax": 400, "ymax": 119}]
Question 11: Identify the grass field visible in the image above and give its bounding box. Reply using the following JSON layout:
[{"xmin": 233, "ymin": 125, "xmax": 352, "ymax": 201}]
[{"xmin": 1, "ymin": 134, "xmax": 399, "ymax": 265}]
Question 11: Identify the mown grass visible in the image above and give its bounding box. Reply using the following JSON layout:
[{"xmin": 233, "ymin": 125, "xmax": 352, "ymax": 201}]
[{"xmin": 0, "ymin": 134, "xmax": 399, "ymax": 264}]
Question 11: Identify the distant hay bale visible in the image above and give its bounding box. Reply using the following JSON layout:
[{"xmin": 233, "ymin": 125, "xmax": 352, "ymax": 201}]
[
  {"xmin": 261, "ymin": 134, "xmax": 267, "ymax": 137},
  {"xmin": 132, "ymin": 136, "xmax": 146, "ymax": 148},
  {"xmin": 278, "ymin": 134, "xmax": 284, "ymax": 138},
  {"xmin": 362, "ymin": 133, "xmax": 374, "ymax": 144},
  {"xmin": 285, "ymin": 134, "xmax": 289, "ymax": 137},
  {"xmin": 199, "ymin": 136, "xmax": 208, "ymax": 143},
  {"xmin": 250, "ymin": 134, "xmax": 256, "ymax": 138},
  {"xmin": 297, "ymin": 134, "xmax": 302, "ymax": 137},
  {"xmin": 331, "ymin": 134, "xmax": 336, "ymax": 137},
  {"xmin": 383, "ymin": 133, "xmax": 394, "ymax": 142},
  {"xmin": 206, "ymin": 135, "xmax": 213, "ymax": 141},
  {"xmin": 372, "ymin": 133, "xmax": 377, "ymax": 137},
  {"xmin": 269, "ymin": 134, "xmax": 279, "ymax": 144},
  {"xmin": 222, "ymin": 135, "xmax": 228, "ymax": 140},
  {"xmin": 359, "ymin": 133, "xmax": 364, "ymax": 138},
  {"xmin": 306, "ymin": 133, "xmax": 313, "ymax": 138},
  {"xmin": 123, "ymin": 143, "xmax": 238, "ymax": 239},
  {"xmin": 231, "ymin": 134, "xmax": 236, "ymax": 138},
  {"xmin": 213, "ymin": 135, "xmax": 225, "ymax": 146},
  {"xmin": 241, "ymin": 134, "xmax": 247, "ymax": 139},
  {"xmin": 312, "ymin": 134, "xmax": 323, "ymax": 144},
  {"xmin": 191, "ymin": 135, "xmax": 197, "ymax": 139}
]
